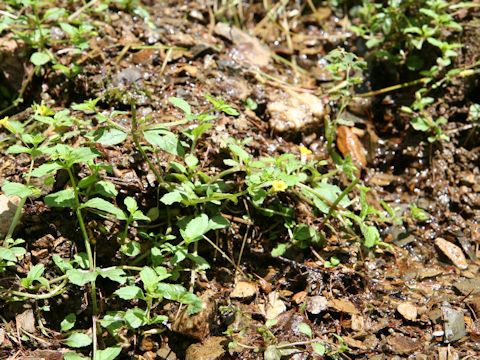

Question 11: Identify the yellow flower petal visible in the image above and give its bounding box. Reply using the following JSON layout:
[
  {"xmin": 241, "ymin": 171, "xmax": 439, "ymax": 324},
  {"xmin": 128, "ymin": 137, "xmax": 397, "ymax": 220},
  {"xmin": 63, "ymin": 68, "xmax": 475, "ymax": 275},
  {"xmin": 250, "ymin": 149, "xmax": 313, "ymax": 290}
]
[
  {"xmin": 271, "ymin": 180, "xmax": 288, "ymax": 192},
  {"xmin": 0, "ymin": 117, "xmax": 9, "ymax": 128},
  {"xmin": 299, "ymin": 146, "xmax": 312, "ymax": 155}
]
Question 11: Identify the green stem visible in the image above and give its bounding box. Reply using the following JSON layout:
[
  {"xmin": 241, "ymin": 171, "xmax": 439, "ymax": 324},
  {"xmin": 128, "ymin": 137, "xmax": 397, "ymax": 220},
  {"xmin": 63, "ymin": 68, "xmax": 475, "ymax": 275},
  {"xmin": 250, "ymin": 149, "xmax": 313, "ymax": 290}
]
[
  {"xmin": 185, "ymin": 190, "xmax": 248, "ymax": 205},
  {"xmin": 130, "ymin": 99, "xmax": 165, "ymax": 187},
  {"xmin": 67, "ymin": 167, "xmax": 98, "ymax": 358},
  {"xmin": 0, "ymin": 278, "xmax": 68, "ymax": 300},
  {"xmin": 319, "ymin": 178, "xmax": 359, "ymax": 230},
  {"xmin": 207, "ymin": 166, "xmax": 242, "ymax": 184},
  {"xmin": 4, "ymin": 155, "xmax": 36, "ymax": 243}
]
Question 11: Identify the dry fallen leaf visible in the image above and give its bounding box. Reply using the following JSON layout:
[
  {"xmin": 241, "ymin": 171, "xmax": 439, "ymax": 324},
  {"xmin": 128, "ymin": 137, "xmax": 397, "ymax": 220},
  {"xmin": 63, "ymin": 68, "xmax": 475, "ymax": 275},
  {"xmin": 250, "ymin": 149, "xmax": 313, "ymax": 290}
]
[
  {"xmin": 328, "ymin": 298, "xmax": 359, "ymax": 315},
  {"xmin": 336, "ymin": 125, "xmax": 367, "ymax": 168}
]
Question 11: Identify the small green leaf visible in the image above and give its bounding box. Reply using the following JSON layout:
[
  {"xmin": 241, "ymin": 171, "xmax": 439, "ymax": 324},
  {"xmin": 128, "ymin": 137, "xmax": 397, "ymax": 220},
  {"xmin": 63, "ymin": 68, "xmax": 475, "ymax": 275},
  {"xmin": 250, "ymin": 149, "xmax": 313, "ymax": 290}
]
[
  {"xmin": 2, "ymin": 180, "xmax": 37, "ymax": 198},
  {"xmin": 30, "ymin": 51, "xmax": 51, "ymax": 66},
  {"xmin": 0, "ymin": 247, "xmax": 17, "ymax": 262},
  {"xmin": 64, "ymin": 332, "xmax": 92, "ymax": 348},
  {"xmin": 140, "ymin": 267, "xmax": 158, "ymax": 293},
  {"xmin": 208, "ymin": 215, "xmax": 230, "ymax": 230},
  {"xmin": 181, "ymin": 214, "xmax": 209, "ymax": 243},
  {"xmin": 66, "ymin": 269, "xmax": 98, "ymax": 286},
  {"xmin": 312, "ymin": 342, "xmax": 326, "ymax": 355},
  {"xmin": 124, "ymin": 307, "xmax": 147, "ymax": 329},
  {"xmin": 60, "ymin": 313, "xmax": 76, "ymax": 332},
  {"xmin": 94, "ymin": 127, "xmax": 127, "ymax": 145},
  {"xmin": 191, "ymin": 123, "xmax": 212, "ymax": 138},
  {"xmin": 64, "ymin": 353, "xmax": 87, "ymax": 360},
  {"xmin": 98, "ymin": 268, "xmax": 126, "ymax": 284},
  {"xmin": 122, "ymin": 241, "xmax": 141, "ymax": 257},
  {"xmin": 45, "ymin": 189, "xmax": 75, "ymax": 208},
  {"xmin": 95, "ymin": 181, "xmax": 118, "ymax": 197},
  {"xmin": 185, "ymin": 154, "xmax": 198, "ymax": 169},
  {"xmin": 186, "ymin": 253, "xmax": 210, "ymax": 270},
  {"xmin": 297, "ymin": 322, "xmax": 312, "ymax": 338},
  {"xmin": 53, "ymin": 255, "xmax": 73, "ymax": 272},
  {"xmin": 169, "ymin": 97, "xmax": 191, "ymax": 114},
  {"xmin": 169, "ymin": 161, "xmax": 186, "ymax": 173},
  {"xmin": 160, "ymin": 191, "xmax": 184, "ymax": 205},
  {"xmin": 82, "ymin": 198, "xmax": 126, "ymax": 220},
  {"xmin": 143, "ymin": 130, "xmax": 185, "ymax": 157},
  {"xmin": 271, "ymin": 243, "xmax": 288, "ymax": 257},
  {"xmin": 27, "ymin": 263, "xmax": 44, "ymax": 280},
  {"xmin": 114, "ymin": 286, "xmax": 144, "ymax": 300},
  {"xmin": 94, "ymin": 346, "xmax": 122, "ymax": 360},
  {"xmin": 149, "ymin": 315, "xmax": 168, "ymax": 324},
  {"xmin": 361, "ymin": 224, "xmax": 380, "ymax": 248},
  {"xmin": 264, "ymin": 345, "xmax": 281, "ymax": 360},
  {"xmin": 31, "ymin": 162, "xmax": 63, "ymax": 177},
  {"xmin": 6, "ymin": 144, "xmax": 30, "ymax": 154}
]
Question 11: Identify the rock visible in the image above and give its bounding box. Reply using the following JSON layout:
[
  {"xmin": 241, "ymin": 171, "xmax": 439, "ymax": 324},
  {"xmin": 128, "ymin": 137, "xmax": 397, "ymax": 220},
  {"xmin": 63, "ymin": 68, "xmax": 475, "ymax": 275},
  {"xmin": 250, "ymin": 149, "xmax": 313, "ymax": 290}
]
[
  {"xmin": 112, "ymin": 67, "xmax": 142, "ymax": 87},
  {"xmin": 16, "ymin": 309, "xmax": 36, "ymax": 334},
  {"xmin": 351, "ymin": 314, "xmax": 366, "ymax": 331},
  {"xmin": 185, "ymin": 336, "xmax": 226, "ymax": 360},
  {"xmin": 230, "ymin": 281, "xmax": 257, "ymax": 300},
  {"xmin": 156, "ymin": 343, "xmax": 177, "ymax": 360},
  {"xmin": 328, "ymin": 298, "xmax": 359, "ymax": 315},
  {"xmin": 305, "ymin": 296, "xmax": 328, "ymax": 314},
  {"xmin": 214, "ymin": 23, "xmax": 270, "ymax": 68},
  {"xmin": 453, "ymin": 277, "xmax": 480, "ymax": 295},
  {"xmin": 0, "ymin": 194, "xmax": 21, "ymax": 236},
  {"xmin": 435, "ymin": 238, "xmax": 468, "ymax": 269},
  {"xmin": 336, "ymin": 125, "xmax": 367, "ymax": 168},
  {"xmin": 342, "ymin": 336, "xmax": 367, "ymax": 350},
  {"xmin": 267, "ymin": 89, "xmax": 325, "ymax": 133},
  {"xmin": 442, "ymin": 306, "xmax": 466, "ymax": 343},
  {"xmin": 397, "ymin": 302, "xmax": 417, "ymax": 321},
  {"xmin": 132, "ymin": 48, "xmax": 156, "ymax": 64},
  {"xmin": 262, "ymin": 291, "xmax": 286, "ymax": 320},
  {"xmin": 386, "ymin": 334, "xmax": 420, "ymax": 355},
  {"xmin": 171, "ymin": 290, "xmax": 216, "ymax": 340},
  {"xmin": 438, "ymin": 346, "xmax": 459, "ymax": 360}
]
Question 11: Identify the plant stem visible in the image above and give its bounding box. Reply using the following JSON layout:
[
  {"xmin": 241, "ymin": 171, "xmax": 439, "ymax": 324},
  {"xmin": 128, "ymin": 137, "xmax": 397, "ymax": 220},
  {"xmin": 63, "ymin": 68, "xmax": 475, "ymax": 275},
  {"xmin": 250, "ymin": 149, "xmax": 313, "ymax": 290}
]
[
  {"xmin": 319, "ymin": 178, "xmax": 359, "ymax": 230},
  {"xmin": 0, "ymin": 278, "xmax": 68, "ymax": 300},
  {"xmin": 130, "ymin": 99, "xmax": 165, "ymax": 187},
  {"xmin": 67, "ymin": 167, "xmax": 98, "ymax": 358}
]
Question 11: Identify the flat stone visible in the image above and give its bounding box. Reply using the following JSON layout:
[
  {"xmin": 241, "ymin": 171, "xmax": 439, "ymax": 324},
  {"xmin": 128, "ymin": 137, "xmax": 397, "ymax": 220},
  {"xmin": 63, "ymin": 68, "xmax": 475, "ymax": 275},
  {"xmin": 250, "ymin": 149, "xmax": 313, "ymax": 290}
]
[
  {"xmin": 442, "ymin": 306, "xmax": 466, "ymax": 343},
  {"xmin": 386, "ymin": 334, "xmax": 420, "ymax": 355},
  {"xmin": 171, "ymin": 290, "xmax": 216, "ymax": 341},
  {"xmin": 264, "ymin": 291, "xmax": 286, "ymax": 320},
  {"xmin": 214, "ymin": 23, "xmax": 270, "ymax": 68},
  {"xmin": 230, "ymin": 281, "xmax": 257, "ymax": 299},
  {"xmin": 435, "ymin": 238, "xmax": 468, "ymax": 269},
  {"xmin": 305, "ymin": 296, "xmax": 328, "ymax": 314},
  {"xmin": 0, "ymin": 194, "xmax": 21, "ymax": 236},
  {"xmin": 185, "ymin": 336, "xmax": 226, "ymax": 360},
  {"xmin": 397, "ymin": 302, "xmax": 417, "ymax": 321},
  {"xmin": 267, "ymin": 89, "xmax": 325, "ymax": 133},
  {"xmin": 453, "ymin": 277, "xmax": 480, "ymax": 295}
]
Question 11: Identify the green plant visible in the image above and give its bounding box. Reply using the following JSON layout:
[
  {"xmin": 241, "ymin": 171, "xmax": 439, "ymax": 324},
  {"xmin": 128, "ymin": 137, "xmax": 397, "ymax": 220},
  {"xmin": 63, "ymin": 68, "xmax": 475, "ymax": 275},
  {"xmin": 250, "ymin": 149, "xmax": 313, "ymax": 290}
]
[{"xmin": 350, "ymin": 0, "xmax": 462, "ymax": 71}]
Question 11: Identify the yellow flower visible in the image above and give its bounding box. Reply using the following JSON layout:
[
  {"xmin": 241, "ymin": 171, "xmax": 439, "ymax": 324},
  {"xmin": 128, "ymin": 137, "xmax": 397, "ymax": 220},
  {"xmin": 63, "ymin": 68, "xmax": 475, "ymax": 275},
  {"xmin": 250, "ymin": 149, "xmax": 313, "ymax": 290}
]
[
  {"xmin": 271, "ymin": 180, "xmax": 288, "ymax": 192},
  {"xmin": 0, "ymin": 116, "xmax": 8, "ymax": 127},
  {"xmin": 299, "ymin": 146, "xmax": 312, "ymax": 155}
]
